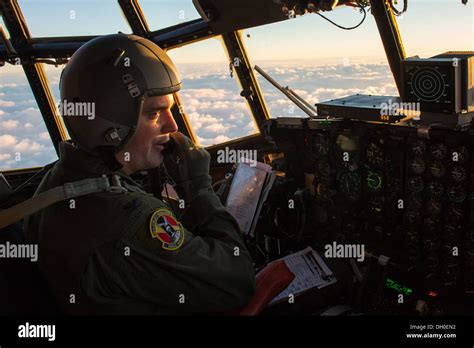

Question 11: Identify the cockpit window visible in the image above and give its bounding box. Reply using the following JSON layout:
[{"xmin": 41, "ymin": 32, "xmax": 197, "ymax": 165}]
[
  {"xmin": 396, "ymin": 1, "xmax": 473, "ymax": 58},
  {"xmin": 0, "ymin": 65, "xmax": 58, "ymax": 171},
  {"xmin": 17, "ymin": 0, "xmax": 131, "ymax": 37},
  {"xmin": 242, "ymin": 7, "xmax": 399, "ymax": 118},
  {"xmin": 167, "ymin": 37, "xmax": 260, "ymax": 147},
  {"xmin": 43, "ymin": 64, "xmax": 71, "ymax": 140},
  {"xmin": 139, "ymin": 0, "xmax": 201, "ymax": 31}
]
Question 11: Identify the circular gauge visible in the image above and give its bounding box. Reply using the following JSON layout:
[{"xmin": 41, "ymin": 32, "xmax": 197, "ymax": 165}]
[
  {"xmin": 367, "ymin": 171, "xmax": 382, "ymax": 191},
  {"xmin": 312, "ymin": 133, "xmax": 330, "ymax": 157},
  {"xmin": 410, "ymin": 66, "xmax": 446, "ymax": 102},
  {"xmin": 407, "ymin": 194, "xmax": 423, "ymax": 210},
  {"xmin": 469, "ymin": 208, "xmax": 474, "ymax": 223},
  {"xmin": 410, "ymin": 140, "xmax": 427, "ymax": 157},
  {"xmin": 423, "ymin": 217, "xmax": 439, "ymax": 232},
  {"xmin": 469, "ymin": 209, "xmax": 474, "ymax": 224},
  {"xmin": 404, "ymin": 211, "xmax": 421, "ymax": 225},
  {"xmin": 447, "ymin": 185, "xmax": 467, "ymax": 203},
  {"xmin": 368, "ymin": 196, "xmax": 384, "ymax": 215},
  {"xmin": 452, "ymin": 145, "xmax": 469, "ymax": 164},
  {"xmin": 315, "ymin": 160, "xmax": 331, "ymax": 179},
  {"xmin": 345, "ymin": 161, "xmax": 359, "ymax": 172},
  {"xmin": 409, "ymin": 157, "xmax": 426, "ymax": 174},
  {"xmin": 467, "ymin": 230, "xmax": 474, "ymax": 243},
  {"xmin": 441, "ymin": 268, "xmax": 457, "ymax": 284},
  {"xmin": 373, "ymin": 225, "xmax": 384, "ymax": 238},
  {"xmin": 425, "ymin": 199, "xmax": 442, "ymax": 216},
  {"xmin": 429, "ymin": 160, "xmax": 446, "ymax": 178},
  {"xmin": 451, "ymin": 166, "xmax": 467, "ymax": 183},
  {"xmin": 444, "ymin": 223, "xmax": 459, "ymax": 239},
  {"xmin": 340, "ymin": 152, "xmax": 359, "ymax": 172},
  {"xmin": 427, "ymin": 181, "xmax": 444, "ymax": 198},
  {"xmin": 337, "ymin": 171, "xmax": 361, "ymax": 202},
  {"xmin": 425, "ymin": 252, "xmax": 439, "ymax": 266},
  {"xmin": 430, "ymin": 143, "xmax": 448, "ymax": 160},
  {"xmin": 446, "ymin": 204, "xmax": 464, "ymax": 223},
  {"xmin": 407, "ymin": 176, "xmax": 425, "ymax": 193},
  {"xmin": 366, "ymin": 142, "xmax": 384, "ymax": 167},
  {"xmin": 406, "ymin": 229, "xmax": 420, "ymax": 244},
  {"xmin": 386, "ymin": 177, "xmax": 401, "ymax": 194}
]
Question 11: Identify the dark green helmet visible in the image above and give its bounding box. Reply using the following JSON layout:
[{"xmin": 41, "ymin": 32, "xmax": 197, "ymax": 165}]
[{"xmin": 59, "ymin": 33, "xmax": 181, "ymax": 155}]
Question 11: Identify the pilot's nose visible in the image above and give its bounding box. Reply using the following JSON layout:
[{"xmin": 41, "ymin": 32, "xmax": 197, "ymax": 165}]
[{"xmin": 160, "ymin": 109, "xmax": 178, "ymax": 135}]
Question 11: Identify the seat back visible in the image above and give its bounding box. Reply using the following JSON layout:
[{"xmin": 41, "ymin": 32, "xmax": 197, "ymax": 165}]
[
  {"xmin": 236, "ymin": 260, "xmax": 295, "ymax": 316},
  {"xmin": 0, "ymin": 221, "xmax": 60, "ymax": 315}
]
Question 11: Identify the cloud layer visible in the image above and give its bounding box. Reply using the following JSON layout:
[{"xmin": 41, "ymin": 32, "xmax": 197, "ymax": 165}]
[
  {"xmin": 0, "ymin": 67, "xmax": 58, "ymax": 170},
  {"xmin": 253, "ymin": 62, "xmax": 398, "ymax": 118},
  {"xmin": 1, "ymin": 61, "xmax": 397, "ymax": 170}
]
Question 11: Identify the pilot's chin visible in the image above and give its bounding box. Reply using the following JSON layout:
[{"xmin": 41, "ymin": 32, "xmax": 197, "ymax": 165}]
[{"xmin": 151, "ymin": 152, "xmax": 164, "ymax": 167}]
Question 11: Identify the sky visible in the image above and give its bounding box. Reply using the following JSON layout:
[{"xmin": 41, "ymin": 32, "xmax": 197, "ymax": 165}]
[
  {"xmin": 11, "ymin": 0, "xmax": 474, "ymax": 60},
  {"xmin": 1, "ymin": 0, "xmax": 473, "ymax": 170}
]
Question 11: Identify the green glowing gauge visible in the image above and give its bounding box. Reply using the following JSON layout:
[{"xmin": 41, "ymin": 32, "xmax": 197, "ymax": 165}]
[
  {"xmin": 367, "ymin": 171, "xmax": 382, "ymax": 191},
  {"xmin": 386, "ymin": 278, "xmax": 413, "ymax": 296}
]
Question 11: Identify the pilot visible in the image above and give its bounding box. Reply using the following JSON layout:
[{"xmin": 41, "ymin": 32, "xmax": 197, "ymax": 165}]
[{"xmin": 24, "ymin": 33, "xmax": 256, "ymax": 315}]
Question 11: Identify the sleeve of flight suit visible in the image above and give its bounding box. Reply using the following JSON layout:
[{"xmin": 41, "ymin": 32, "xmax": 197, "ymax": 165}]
[{"xmin": 86, "ymin": 189, "xmax": 256, "ymax": 314}]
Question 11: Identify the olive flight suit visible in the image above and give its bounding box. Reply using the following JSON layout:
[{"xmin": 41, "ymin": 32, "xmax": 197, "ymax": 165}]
[{"xmin": 24, "ymin": 141, "xmax": 256, "ymax": 315}]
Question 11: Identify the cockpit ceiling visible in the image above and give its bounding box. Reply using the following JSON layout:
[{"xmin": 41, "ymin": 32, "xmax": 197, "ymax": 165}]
[{"xmin": 193, "ymin": 0, "xmax": 289, "ymax": 34}]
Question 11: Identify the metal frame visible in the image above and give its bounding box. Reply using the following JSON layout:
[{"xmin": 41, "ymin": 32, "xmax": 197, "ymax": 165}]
[
  {"xmin": 221, "ymin": 31, "xmax": 270, "ymax": 131},
  {"xmin": 370, "ymin": 0, "xmax": 406, "ymax": 95},
  {"xmin": 171, "ymin": 92, "xmax": 197, "ymax": 142},
  {"xmin": 0, "ymin": 20, "xmax": 215, "ymax": 60},
  {"xmin": 117, "ymin": 0, "xmax": 150, "ymax": 37}
]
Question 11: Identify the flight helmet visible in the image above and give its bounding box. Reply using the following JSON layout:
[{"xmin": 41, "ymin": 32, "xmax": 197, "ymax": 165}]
[{"xmin": 59, "ymin": 33, "xmax": 181, "ymax": 157}]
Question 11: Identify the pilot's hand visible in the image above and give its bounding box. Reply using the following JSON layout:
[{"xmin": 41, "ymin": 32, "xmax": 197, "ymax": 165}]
[{"xmin": 163, "ymin": 132, "xmax": 212, "ymax": 203}]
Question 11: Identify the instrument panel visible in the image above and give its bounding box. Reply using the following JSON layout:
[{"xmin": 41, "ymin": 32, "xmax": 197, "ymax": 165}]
[{"xmin": 262, "ymin": 118, "xmax": 474, "ymax": 314}]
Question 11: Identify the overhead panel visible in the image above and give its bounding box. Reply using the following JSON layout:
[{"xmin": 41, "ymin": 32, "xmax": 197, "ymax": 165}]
[{"xmin": 192, "ymin": 0, "xmax": 288, "ymax": 34}]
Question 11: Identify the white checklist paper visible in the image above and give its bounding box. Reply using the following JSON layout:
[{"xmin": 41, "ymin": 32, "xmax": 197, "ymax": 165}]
[{"xmin": 269, "ymin": 247, "xmax": 337, "ymax": 304}]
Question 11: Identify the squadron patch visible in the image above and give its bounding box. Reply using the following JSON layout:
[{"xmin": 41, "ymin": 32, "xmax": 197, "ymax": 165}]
[{"xmin": 149, "ymin": 208, "xmax": 184, "ymax": 250}]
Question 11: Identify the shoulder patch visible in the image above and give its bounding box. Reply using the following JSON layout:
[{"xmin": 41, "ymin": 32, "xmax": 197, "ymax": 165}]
[{"xmin": 149, "ymin": 208, "xmax": 184, "ymax": 250}]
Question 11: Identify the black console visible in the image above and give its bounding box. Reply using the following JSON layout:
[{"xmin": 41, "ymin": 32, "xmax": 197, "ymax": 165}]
[{"xmin": 258, "ymin": 117, "xmax": 474, "ymax": 314}]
